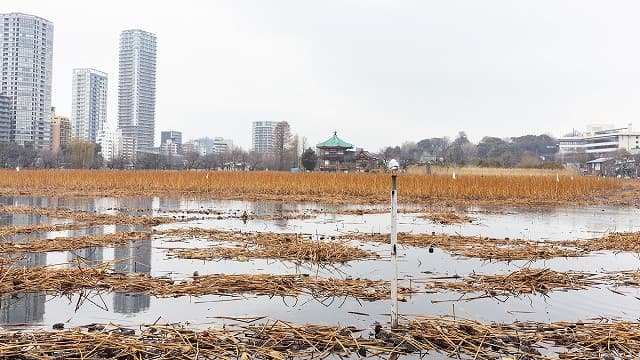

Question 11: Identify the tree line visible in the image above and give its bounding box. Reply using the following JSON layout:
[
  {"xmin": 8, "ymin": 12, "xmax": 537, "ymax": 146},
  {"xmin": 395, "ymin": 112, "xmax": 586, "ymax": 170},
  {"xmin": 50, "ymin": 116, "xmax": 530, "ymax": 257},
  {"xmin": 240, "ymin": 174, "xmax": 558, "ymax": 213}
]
[
  {"xmin": 0, "ymin": 128, "xmax": 563, "ymax": 170},
  {"xmin": 379, "ymin": 132, "xmax": 561, "ymax": 169}
]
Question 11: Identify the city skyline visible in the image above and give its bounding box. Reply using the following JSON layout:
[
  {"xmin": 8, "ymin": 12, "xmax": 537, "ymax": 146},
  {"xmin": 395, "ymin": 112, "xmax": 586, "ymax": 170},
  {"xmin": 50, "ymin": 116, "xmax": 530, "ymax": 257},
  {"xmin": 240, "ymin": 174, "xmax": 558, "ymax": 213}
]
[{"xmin": 4, "ymin": 1, "xmax": 640, "ymax": 152}]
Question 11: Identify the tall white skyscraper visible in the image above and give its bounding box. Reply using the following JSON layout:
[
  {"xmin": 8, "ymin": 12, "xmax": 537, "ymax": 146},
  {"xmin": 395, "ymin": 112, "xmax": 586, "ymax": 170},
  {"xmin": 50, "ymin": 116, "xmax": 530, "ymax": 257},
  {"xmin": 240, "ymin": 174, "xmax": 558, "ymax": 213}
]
[
  {"xmin": 252, "ymin": 121, "xmax": 278, "ymax": 153},
  {"xmin": 0, "ymin": 13, "xmax": 54, "ymax": 149},
  {"xmin": 71, "ymin": 68, "xmax": 107, "ymax": 143},
  {"xmin": 117, "ymin": 29, "xmax": 157, "ymax": 157}
]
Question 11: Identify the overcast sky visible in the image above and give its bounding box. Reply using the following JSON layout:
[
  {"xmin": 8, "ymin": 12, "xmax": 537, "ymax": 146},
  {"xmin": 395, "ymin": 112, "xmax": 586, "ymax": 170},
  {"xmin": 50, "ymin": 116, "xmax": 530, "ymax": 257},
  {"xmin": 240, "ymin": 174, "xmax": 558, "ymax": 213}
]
[{"xmin": 5, "ymin": 1, "xmax": 640, "ymax": 150}]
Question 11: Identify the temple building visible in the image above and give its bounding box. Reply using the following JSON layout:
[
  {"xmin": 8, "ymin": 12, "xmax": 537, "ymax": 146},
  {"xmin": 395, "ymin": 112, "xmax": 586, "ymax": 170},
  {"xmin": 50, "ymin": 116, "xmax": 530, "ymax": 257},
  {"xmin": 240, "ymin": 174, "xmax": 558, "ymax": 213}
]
[{"xmin": 316, "ymin": 132, "xmax": 354, "ymax": 171}]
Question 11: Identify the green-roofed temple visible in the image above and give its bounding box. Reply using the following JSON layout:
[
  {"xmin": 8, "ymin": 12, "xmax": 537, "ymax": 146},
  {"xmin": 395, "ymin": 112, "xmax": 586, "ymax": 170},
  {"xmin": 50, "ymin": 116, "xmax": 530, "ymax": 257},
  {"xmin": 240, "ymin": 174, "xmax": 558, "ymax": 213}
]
[{"xmin": 316, "ymin": 132, "xmax": 354, "ymax": 171}]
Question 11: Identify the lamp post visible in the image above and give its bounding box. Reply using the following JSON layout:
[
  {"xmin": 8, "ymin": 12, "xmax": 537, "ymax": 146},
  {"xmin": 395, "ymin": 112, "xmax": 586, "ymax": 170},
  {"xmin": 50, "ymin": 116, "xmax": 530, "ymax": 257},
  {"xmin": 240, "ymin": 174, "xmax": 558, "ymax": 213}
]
[{"xmin": 388, "ymin": 159, "xmax": 399, "ymax": 328}]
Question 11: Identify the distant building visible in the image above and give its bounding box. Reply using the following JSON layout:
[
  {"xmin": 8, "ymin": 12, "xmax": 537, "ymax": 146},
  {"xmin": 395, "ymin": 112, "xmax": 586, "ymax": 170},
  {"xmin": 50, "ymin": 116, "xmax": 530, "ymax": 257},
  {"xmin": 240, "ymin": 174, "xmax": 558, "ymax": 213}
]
[
  {"xmin": 252, "ymin": 121, "xmax": 277, "ymax": 153},
  {"xmin": 559, "ymin": 124, "xmax": 640, "ymax": 157},
  {"xmin": 353, "ymin": 149, "xmax": 380, "ymax": 172},
  {"xmin": 116, "ymin": 128, "xmax": 137, "ymax": 163},
  {"xmin": 316, "ymin": 132, "xmax": 354, "ymax": 171},
  {"xmin": 212, "ymin": 137, "xmax": 233, "ymax": 153},
  {"xmin": 50, "ymin": 109, "xmax": 72, "ymax": 154},
  {"xmin": 585, "ymin": 157, "xmax": 616, "ymax": 177},
  {"xmin": 118, "ymin": 29, "xmax": 157, "ymax": 158},
  {"xmin": 160, "ymin": 130, "xmax": 182, "ymax": 156},
  {"xmin": 0, "ymin": 95, "xmax": 11, "ymax": 142},
  {"xmin": 182, "ymin": 139, "xmax": 207, "ymax": 156},
  {"xmin": 160, "ymin": 130, "xmax": 182, "ymax": 147},
  {"xmin": 96, "ymin": 127, "xmax": 117, "ymax": 162},
  {"xmin": 71, "ymin": 68, "xmax": 108, "ymax": 143},
  {"xmin": 0, "ymin": 13, "xmax": 54, "ymax": 149}
]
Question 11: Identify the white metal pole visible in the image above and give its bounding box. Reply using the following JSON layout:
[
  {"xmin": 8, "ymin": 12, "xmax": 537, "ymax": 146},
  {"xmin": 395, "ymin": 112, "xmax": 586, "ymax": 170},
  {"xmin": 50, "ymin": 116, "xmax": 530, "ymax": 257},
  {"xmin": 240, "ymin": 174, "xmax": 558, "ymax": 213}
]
[{"xmin": 390, "ymin": 173, "xmax": 398, "ymax": 328}]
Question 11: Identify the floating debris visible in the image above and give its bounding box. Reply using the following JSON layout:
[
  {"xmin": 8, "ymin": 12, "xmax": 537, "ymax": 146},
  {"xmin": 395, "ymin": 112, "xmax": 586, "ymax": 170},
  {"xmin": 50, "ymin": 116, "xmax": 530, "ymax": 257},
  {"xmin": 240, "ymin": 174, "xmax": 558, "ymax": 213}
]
[
  {"xmin": 0, "ymin": 264, "xmax": 415, "ymax": 301},
  {"xmin": 0, "ymin": 317, "xmax": 639, "ymax": 359},
  {"xmin": 421, "ymin": 211, "xmax": 474, "ymax": 225},
  {"xmin": 423, "ymin": 268, "xmax": 600, "ymax": 297},
  {"xmin": 0, "ymin": 230, "xmax": 154, "ymax": 254},
  {"xmin": 163, "ymin": 228, "xmax": 375, "ymax": 264}
]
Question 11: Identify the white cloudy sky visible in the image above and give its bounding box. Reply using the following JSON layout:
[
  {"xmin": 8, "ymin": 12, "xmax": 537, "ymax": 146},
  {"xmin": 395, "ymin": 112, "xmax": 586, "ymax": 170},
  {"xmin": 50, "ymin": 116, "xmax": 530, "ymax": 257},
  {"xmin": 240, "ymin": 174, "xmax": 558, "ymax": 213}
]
[{"xmin": 4, "ymin": 0, "xmax": 640, "ymax": 150}]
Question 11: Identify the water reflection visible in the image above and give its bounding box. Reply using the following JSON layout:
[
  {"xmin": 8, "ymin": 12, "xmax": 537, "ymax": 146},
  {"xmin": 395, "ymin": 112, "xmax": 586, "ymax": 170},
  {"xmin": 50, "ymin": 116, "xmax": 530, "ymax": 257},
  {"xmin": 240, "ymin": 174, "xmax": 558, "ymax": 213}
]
[
  {"xmin": 0, "ymin": 253, "xmax": 46, "ymax": 327},
  {"xmin": 67, "ymin": 227, "xmax": 104, "ymax": 267},
  {"xmin": 113, "ymin": 225, "xmax": 152, "ymax": 314},
  {"xmin": 252, "ymin": 201, "xmax": 288, "ymax": 228}
]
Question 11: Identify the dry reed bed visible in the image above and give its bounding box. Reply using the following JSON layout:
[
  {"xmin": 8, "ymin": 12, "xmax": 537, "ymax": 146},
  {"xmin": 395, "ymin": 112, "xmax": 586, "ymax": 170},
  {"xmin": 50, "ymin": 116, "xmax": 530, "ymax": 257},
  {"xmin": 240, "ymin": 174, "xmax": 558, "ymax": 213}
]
[
  {"xmin": 423, "ymin": 268, "xmax": 600, "ymax": 297},
  {"xmin": 0, "ymin": 206, "xmax": 183, "ymax": 238},
  {"xmin": 397, "ymin": 316, "xmax": 640, "ymax": 359},
  {"xmin": 0, "ymin": 169, "xmax": 624, "ymax": 205},
  {"xmin": 0, "ymin": 204, "xmax": 179, "ymax": 226},
  {"xmin": 570, "ymin": 231, "xmax": 640, "ymax": 252},
  {"xmin": 421, "ymin": 211, "xmax": 475, "ymax": 225},
  {"xmin": 161, "ymin": 228, "xmax": 375, "ymax": 264},
  {"xmin": 348, "ymin": 232, "xmax": 585, "ymax": 261},
  {"xmin": 0, "ymin": 222, "xmax": 90, "ymax": 237},
  {"xmin": 0, "ymin": 227, "xmax": 372, "ymax": 265},
  {"xmin": 350, "ymin": 230, "xmax": 640, "ymax": 261},
  {"xmin": 0, "ymin": 265, "xmax": 414, "ymax": 301},
  {"xmin": 0, "ymin": 230, "xmax": 154, "ymax": 253},
  {"xmin": 1, "ymin": 317, "xmax": 639, "ymax": 359}
]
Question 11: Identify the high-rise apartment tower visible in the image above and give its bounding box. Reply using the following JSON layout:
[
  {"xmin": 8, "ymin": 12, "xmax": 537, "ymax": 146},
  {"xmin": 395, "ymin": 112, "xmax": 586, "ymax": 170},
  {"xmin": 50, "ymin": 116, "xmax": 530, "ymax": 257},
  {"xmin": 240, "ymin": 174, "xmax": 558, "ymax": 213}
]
[
  {"xmin": 117, "ymin": 29, "xmax": 157, "ymax": 158},
  {"xmin": 0, "ymin": 13, "xmax": 54, "ymax": 149},
  {"xmin": 252, "ymin": 121, "xmax": 277, "ymax": 153},
  {"xmin": 71, "ymin": 68, "xmax": 107, "ymax": 143}
]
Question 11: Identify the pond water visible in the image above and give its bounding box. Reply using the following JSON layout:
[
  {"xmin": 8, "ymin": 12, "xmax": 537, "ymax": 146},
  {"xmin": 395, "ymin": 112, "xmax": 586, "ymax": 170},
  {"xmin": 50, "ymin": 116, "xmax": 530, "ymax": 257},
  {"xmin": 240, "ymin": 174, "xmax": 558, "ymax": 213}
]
[{"xmin": 0, "ymin": 195, "xmax": 639, "ymax": 337}]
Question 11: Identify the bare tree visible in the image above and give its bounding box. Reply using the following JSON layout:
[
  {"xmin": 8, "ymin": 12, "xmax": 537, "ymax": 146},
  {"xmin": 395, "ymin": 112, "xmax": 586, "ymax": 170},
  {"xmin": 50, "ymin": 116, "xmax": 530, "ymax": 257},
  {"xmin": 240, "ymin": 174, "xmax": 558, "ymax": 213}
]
[{"xmin": 273, "ymin": 121, "xmax": 292, "ymax": 170}]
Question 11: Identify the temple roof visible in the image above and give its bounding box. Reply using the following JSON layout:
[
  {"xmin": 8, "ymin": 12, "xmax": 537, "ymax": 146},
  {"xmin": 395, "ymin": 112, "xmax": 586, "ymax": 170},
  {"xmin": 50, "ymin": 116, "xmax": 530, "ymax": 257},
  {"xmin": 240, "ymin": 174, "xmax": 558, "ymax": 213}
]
[{"xmin": 316, "ymin": 132, "xmax": 354, "ymax": 149}]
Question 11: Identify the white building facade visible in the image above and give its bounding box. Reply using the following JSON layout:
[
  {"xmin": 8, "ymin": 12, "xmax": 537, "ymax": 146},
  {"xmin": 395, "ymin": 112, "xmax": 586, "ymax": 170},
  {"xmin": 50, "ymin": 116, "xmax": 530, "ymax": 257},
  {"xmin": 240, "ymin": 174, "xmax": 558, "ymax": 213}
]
[
  {"xmin": 251, "ymin": 121, "xmax": 277, "ymax": 153},
  {"xmin": 0, "ymin": 95, "xmax": 11, "ymax": 142},
  {"xmin": 118, "ymin": 29, "xmax": 157, "ymax": 158},
  {"xmin": 559, "ymin": 124, "xmax": 640, "ymax": 156},
  {"xmin": 71, "ymin": 68, "xmax": 107, "ymax": 144},
  {"xmin": 212, "ymin": 137, "xmax": 233, "ymax": 153},
  {"xmin": 96, "ymin": 127, "xmax": 117, "ymax": 162},
  {"xmin": 0, "ymin": 13, "xmax": 54, "ymax": 149}
]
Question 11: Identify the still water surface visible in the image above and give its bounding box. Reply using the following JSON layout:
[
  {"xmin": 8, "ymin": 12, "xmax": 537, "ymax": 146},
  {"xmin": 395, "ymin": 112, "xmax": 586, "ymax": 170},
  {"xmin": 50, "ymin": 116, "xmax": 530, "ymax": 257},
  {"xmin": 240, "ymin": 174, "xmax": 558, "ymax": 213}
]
[{"xmin": 1, "ymin": 195, "xmax": 638, "ymax": 332}]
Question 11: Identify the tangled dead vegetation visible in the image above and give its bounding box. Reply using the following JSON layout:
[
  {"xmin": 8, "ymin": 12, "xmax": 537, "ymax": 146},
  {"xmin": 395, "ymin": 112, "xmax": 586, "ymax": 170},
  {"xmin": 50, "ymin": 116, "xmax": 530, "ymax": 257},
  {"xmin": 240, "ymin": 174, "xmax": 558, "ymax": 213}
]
[
  {"xmin": 348, "ymin": 230, "xmax": 640, "ymax": 261},
  {"xmin": 161, "ymin": 228, "xmax": 375, "ymax": 264},
  {"xmin": 571, "ymin": 231, "xmax": 640, "ymax": 253},
  {"xmin": 423, "ymin": 268, "xmax": 600, "ymax": 297},
  {"xmin": 395, "ymin": 316, "xmax": 640, "ymax": 360},
  {"xmin": 0, "ymin": 222, "xmax": 90, "ymax": 237},
  {"xmin": 347, "ymin": 232, "xmax": 584, "ymax": 261},
  {"xmin": 0, "ymin": 264, "xmax": 415, "ymax": 301},
  {"xmin": 421, "ymin": 211, "xmax": 475, "ymax": 225},
  {"xmin": 0, "ymin": 230, "xmax": 154, "ymax": 253},
  {"xmin": 0, "ymin": 205, "xmax": 185, "ymax": 238},
  {"xmin": 1, "ymin": 317, "xmax": 639, "ymax": 359},
  {"xmin": 0, "ymin": 204, "xmax": 179, "ymax": 226}
]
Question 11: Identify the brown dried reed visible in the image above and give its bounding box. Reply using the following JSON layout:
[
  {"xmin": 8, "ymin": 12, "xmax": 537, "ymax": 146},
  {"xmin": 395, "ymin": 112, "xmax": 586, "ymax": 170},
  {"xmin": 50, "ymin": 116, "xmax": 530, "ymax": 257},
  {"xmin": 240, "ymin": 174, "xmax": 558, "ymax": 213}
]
[
  {"xmin": 1, "ymin": 317, "xmax": 639, "ymax": 359},
  {"xmin": 0, "ymin": 169, "xmax": 623, "ymax": 205},
  {"xmin": 424, "ymin": 268, "xmax": 599, "ymax": 297},
  {"xmin": 162, "ymin": 228, "xmax": 374, "ymax": 264},
  {"xmin": 0, "ymin": 264, "xmax": 414, "ymax": 301}
]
